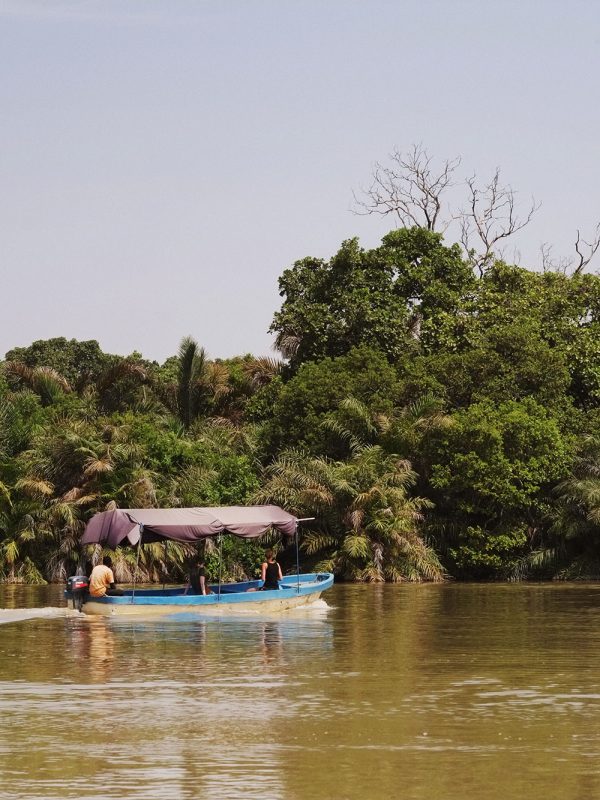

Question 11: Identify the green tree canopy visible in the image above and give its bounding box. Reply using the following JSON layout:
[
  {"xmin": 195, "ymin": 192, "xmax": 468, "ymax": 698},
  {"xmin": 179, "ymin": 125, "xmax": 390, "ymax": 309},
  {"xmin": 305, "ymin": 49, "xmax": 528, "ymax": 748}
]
[
  {"xmin": 270, "ymin": 228, "xmax": 473, "ymax": 369},
  {"xmin": 424, "ymin": 398, "xmax": 573, "ymax": 577},
  {"xmin": 259, "ymin": 346, "xmax": 403, "ymax": 456},
  {"xmin": 5, "ymin": 338, "xmax": 114, "ymax": 386}
]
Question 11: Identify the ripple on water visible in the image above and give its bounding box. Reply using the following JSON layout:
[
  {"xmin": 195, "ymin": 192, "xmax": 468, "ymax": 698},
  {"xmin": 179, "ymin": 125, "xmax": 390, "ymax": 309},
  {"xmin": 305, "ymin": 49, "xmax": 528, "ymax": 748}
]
[{"xmin": 3, "ymin": 583, "xmax": 600, "ymax": 800}]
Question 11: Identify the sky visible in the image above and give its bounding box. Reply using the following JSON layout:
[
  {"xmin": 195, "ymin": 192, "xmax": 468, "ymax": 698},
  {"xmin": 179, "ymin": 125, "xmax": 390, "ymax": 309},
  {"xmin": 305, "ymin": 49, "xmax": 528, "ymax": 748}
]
[{"xmin": 1, "ymin": 0, "xmax": 600, "ymax": 363}]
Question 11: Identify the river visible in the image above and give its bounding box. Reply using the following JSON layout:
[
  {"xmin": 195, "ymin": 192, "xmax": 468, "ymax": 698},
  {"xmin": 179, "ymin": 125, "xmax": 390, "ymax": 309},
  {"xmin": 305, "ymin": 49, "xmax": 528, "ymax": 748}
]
[{"xmin": 1, "ymin": 582, "xmax": 600, "ymax": 799}]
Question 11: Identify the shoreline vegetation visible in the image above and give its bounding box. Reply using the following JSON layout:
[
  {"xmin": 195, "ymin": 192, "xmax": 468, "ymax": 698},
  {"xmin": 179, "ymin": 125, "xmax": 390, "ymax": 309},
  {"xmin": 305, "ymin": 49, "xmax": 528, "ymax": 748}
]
[
  {"xmin": 2, "ymin": 228, "xmax": 600, "ymax": 586},
  {"xmin": 4, "ymin": 148, "xmax": 600, "ymax": 586}
]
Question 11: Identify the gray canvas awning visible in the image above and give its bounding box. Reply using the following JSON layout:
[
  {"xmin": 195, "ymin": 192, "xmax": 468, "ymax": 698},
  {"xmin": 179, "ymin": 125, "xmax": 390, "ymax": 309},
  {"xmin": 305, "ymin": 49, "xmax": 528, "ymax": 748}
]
[{"xmin": 81, "ymin": 506, "xmax": 298, "ymax": 549}]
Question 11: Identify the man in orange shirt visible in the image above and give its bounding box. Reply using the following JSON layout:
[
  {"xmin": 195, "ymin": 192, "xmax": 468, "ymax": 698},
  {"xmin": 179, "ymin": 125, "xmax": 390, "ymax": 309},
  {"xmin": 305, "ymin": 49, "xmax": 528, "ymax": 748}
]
[{"xmin": 89, "ymin": 556, "xmax": 123, "ymax": 597}]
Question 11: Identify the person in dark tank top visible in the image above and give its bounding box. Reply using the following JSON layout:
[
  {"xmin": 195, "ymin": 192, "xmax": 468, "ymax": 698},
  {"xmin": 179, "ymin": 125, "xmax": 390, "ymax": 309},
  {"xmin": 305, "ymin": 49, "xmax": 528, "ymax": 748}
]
[
  {"xmin": 189, "ymin": 559, "xmax": 210, "ymax": 595},
  {"xmin": 260, "ymin": 549, "xmax": 283, "ymax": 590}
]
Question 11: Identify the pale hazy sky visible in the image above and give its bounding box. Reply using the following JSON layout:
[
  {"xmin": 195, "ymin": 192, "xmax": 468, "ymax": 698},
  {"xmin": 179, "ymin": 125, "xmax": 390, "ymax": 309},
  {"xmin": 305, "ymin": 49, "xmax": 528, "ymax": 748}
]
[{"xmin": 2, "ymin": 0, "xmax": 599, "ymax": 363}]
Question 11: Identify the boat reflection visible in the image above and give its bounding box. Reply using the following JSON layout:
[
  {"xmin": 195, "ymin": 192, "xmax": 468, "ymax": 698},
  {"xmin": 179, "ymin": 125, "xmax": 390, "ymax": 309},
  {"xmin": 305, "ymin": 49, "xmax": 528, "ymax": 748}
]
[
  {"xmin": 59, "ymin": 605, "xmax": 333, "ymax": 798},
  {"xmin": 68, "ymin": 617, "xmax": 116, "ymax": 682}
]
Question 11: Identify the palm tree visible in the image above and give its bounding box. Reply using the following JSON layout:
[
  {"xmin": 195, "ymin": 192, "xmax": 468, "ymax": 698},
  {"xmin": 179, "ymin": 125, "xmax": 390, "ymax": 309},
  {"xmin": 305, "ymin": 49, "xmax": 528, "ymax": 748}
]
[
  {"xmin": 0, "ymin": 481, "xmax": 47, "ymax": 583},
  {"xmin": 5, "ymin": 357, "xmax": 150, "ymax": 415},
  {"xmin": 4, "ymin": 362, "xmax": 72, "ymax": 406},
  {"xmin": 254, "ymin": 394, "xmax": 447, "ymax": 582},
  {"xmin": 155, "ymin": 341, "xmax": 282, "ymax": 428},
  {"xmin": 511, "ymin": 436, "xmax": 600, "ymax": 580},
  {"xmin": 208, "ymin": 355, "xmax": 283, "ymax": 424},
  {"xmin": 154, "ymin": 337, "xmax": 231, "ymax": 428},
  {"xmin": 242, "ymin": 357, "xmax": 283, "ymax": 389},
  {"xmin": 548, "ymin": 436, "xmax": 600, "ymax": 577},
  {"xmin": 177, "ymin": 337, "xmax": 208, "ymax": 428},
  {"xmin": 13, "ymin": 412, "xmax": 166, "ymax": 580},
  {"xmin": 324, "ymin": 393, "xmax": 452, "ymax": 461},
  {"xmin": 254, "ymin": 445, "xmax": 443, "ymax": 582},
  {"xmin": 93, "ymin": 360, "xmax": 149, "ymax": 412}
]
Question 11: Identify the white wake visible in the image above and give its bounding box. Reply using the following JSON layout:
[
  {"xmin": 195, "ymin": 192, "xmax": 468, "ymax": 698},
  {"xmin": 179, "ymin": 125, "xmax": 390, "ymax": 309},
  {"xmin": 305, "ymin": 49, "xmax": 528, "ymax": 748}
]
[{"xmin": 0, "ymin": 607, "xmax": 70, "ymax": 625}]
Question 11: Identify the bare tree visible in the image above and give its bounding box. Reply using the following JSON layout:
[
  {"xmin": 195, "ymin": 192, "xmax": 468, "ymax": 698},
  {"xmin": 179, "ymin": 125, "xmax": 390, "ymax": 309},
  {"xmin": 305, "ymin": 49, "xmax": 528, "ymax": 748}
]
[
  {"xmin": 573, "ymin": 224, "xmax": 600, "ymax": 275},
  {"xmin": 460, "ymin": 170, "xmax": 540, "ymax": 275},
  {"xmin": 354, "ymin": 144, "xmax": 460, "ymax": 232},
  {"xmin": 356, "ymin": 144, "xmax": 600, "ymax": 275},
  {"xmin": 539, "ymin": 242, "xmax": 572, "ymax": 274},
  {"xmin": 539, "ymin": 225, "xmax": 600, "ymax": 275}
]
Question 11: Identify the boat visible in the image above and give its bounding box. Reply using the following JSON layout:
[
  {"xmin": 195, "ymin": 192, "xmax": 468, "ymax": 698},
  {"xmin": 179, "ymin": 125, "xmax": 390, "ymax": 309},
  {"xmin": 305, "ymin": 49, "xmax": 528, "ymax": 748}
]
[
  {"xmin": 77, "ymin": 574, "xmax": 333, "ymax": 617},
  {"xmin": 65, "ymin": 505, "xmax": 334, "ymax": 617}
]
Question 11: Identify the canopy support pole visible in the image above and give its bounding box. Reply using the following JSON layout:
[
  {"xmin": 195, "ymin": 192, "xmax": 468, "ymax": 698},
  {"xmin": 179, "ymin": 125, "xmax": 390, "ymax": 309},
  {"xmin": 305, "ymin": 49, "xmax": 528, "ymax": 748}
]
[
  {"xmin": 131, "ymin": 525, "xmax": 143, "ymax": 604},
  {"xmin": 217, "ymin": 534, "xmax": 223, "ymax": 602},
  {"xmin": 294, "ymin": 518, "xmax": 314, "ymax": 593},
  {"xmin": 162, "ymin": 541, "xmax": 167, "ymax": 591},
  {"xmin": 295, "ymin": 527, "xmax": 301, "ymax": 593}
]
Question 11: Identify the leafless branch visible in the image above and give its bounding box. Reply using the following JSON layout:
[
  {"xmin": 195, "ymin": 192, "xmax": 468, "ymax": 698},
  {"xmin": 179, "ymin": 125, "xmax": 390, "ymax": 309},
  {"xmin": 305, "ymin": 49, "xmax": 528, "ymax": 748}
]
[
  {"xmin": 539, "ymin": 242, "xmax": 573, "ymax": 274},
  {"xmin": 460, "ymin": 169, "xmax": 540, "ymax": 275},
  {"xmin": 356, "ymin": 146, "xmax": 595, "ymax": 277},
  {"xmin": 540, "ymin": 242, "xmax": 554, "ymax": 273},
  {"xmin": 573, "ymin": 224, "xmax": 600, "ymax": 275},
  {"xmin": 353, "ymin": 144, "xmax": 460, "ymax": 232},
  {"xmin": 539, "ymin": 226, "xmax": 600, "ymax": 275}
]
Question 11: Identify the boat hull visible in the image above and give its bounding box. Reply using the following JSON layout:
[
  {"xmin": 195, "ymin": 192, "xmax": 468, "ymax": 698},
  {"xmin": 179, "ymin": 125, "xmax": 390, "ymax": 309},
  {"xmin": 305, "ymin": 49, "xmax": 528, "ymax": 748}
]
[{"xmin": 72, "ymin": 573, "xmax": 333, "ymax": 617}]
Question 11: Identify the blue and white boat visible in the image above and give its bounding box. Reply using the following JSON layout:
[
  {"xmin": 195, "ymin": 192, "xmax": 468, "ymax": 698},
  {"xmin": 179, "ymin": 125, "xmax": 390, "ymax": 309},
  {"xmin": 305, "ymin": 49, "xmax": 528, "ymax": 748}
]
[
  {"xmin": 77, "ymin": 573, "xmax": 334, "ymax": 617},
  {"xmin": 66, "ymin": 506, "xmax": 334, "ymax": 617}
]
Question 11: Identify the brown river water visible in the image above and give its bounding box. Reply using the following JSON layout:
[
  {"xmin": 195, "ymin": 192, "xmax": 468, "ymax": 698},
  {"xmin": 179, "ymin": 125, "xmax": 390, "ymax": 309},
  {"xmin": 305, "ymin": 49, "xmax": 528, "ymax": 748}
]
[{"xmin": 1, "ymin": 582, "xmax": 600, "ymax": 800}]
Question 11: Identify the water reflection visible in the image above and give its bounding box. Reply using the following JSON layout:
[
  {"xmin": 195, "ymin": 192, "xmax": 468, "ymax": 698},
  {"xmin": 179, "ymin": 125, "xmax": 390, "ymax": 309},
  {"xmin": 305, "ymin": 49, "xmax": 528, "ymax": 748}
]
[
  {"xmin": 0, "ymin": 583, "xmax": 64, "ymax": 609},
  {"xmin": 260, "ymin": 622, "xmax": 284, "ymax": 665},
  {"xmin": 70, "ymin": 619, "xmax": 116, "ymax": 682},
  {"xmin": 3, "ymin": 585, "xmax": 600, "ymax": 799}
]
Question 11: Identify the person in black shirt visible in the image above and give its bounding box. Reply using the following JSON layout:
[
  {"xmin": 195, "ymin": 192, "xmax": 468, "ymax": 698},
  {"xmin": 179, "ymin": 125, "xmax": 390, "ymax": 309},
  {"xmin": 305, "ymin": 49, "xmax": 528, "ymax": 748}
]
[
  {"xmin": 189, "ymin": 559, "xmax": 209, "ymax": 595},
  {"xmin": 260, "ymin": 549, "xmax": 283, "ymax": 591}
]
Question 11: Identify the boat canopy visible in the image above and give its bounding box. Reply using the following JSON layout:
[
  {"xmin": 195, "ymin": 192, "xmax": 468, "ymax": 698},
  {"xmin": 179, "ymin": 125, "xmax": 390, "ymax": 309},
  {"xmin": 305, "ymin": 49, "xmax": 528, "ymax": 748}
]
[{"xmin": 81, "ymin": 506, "xmax": 298, "ymax": 549}]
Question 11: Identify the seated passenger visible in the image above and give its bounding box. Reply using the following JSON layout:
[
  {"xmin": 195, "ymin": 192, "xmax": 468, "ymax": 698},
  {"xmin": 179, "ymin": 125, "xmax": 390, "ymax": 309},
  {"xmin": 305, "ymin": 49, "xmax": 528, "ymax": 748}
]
[
  {"xmin": 189, "ymin": 559, "xmax": 210, "ymax": 595},
  {"xmin": 246, "ymin": 549, "xmax": 283, "ymax": 592},
  {"xmin": 260, "ymin": 549, "xmax": 283, "ymax": 591},
  {"xmin": 89, "ymin": 556, "xmax": 124, "ymax": 597}
]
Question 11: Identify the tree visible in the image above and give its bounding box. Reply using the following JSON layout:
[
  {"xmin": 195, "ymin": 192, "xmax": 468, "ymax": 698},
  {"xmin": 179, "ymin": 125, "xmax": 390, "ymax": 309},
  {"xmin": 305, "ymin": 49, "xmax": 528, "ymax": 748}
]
[
  {"xmin": 4, "ymin": 339, "xmax": 153, "ymax": 414},
  {"xmin": 354, "ymin": 144, "xmax": 460, "ymax": 231},
  {"xmin": 357, "ymin": 145, "xmax": 600, "ymax": 276},
  {"xmin": 424, "ymin": 398, "xmax": 572, "ymax": 578},
  {"xmin": 155, "ymin": 337, "xmax": 250, "ymax": 428},
  {"xmin": 255, "ymin": 446, "xmax": 443, "ymax": 583},
  {"xmin": 460, "ymin": 170, "xmax": 539, "ymax": 274},
  {"xmin": 4, "ymin": 362, "xmax": 72, "ymax": 406},
  {"xmin": 93, "ymin": 359, "xmax": 149, "ymax": 413},
  {"xmin": 474, "ymin": 262, "xmax": 600, "ymax": 409},
  {"xmin": 153, "ymin": 337, "xmax": 222, "ymax": 429},
  {"xmin": 355, "ymin": 145, "xmax": 540, "ymax": 272},
  {"xmin": 259, "ymin": 347, "xmax": 403, "ymax": 457},
  {"xmin": 517, "ymin": 435, "xmax": 600, "ymax": 580},
  {"xmin": 177, "ymin": 336, "xmax": 208, "ymax": 429},
  {"xmin": 270, "ymin": 228, "xmax": 473, "ymax": 369},
  {"xmin": 0, "ymin": 482, "xmax": 46, "ymax": 583},
  {"xmin": 5, "ymin": 338, "xmax": 112, "ymax": 387}
]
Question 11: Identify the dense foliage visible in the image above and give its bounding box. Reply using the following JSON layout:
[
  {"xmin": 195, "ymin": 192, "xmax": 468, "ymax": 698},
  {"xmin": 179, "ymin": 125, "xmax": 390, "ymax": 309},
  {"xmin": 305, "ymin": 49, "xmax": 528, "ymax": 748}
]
[{"xmin": 3, "ymin": 228, "xmax": 600, "ymax": 583}]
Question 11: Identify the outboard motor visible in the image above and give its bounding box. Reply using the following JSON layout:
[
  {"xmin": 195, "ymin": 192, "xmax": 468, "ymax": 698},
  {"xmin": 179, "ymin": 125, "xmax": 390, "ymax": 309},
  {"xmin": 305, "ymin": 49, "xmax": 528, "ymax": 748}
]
[{"xmin": 65, "ymin": 575, "xmax": 89, "ymax": 612}]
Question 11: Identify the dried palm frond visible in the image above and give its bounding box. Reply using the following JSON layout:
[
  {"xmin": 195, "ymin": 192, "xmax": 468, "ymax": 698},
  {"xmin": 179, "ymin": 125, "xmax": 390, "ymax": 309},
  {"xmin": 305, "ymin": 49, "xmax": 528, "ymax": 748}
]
[
  {"xmin": 275, "ymin": 333, "xmax": 300, "ymax": 359},
  {"xmin": 242, "ymin": 357, "xmax": 283, "ymax": 388},
  {"xmin": 15, "ymin": 477, "xmax": 54, "ymax": 498}
]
